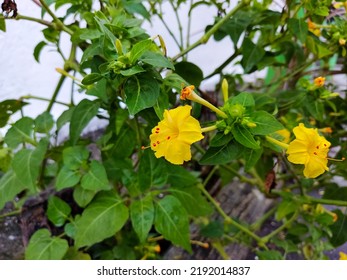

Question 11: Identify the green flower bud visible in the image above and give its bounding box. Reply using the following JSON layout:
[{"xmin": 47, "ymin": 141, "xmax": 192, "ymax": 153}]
[{"xmin": 228, "ymin": 104, "xmax": 245, "ymax": 118}]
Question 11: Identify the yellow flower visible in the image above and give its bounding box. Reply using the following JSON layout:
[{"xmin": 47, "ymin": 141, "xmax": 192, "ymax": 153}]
[
  {"xmin": 150, "ymin": 105, "xmax": 204, "ymax": 164},
  {"xmin": 286, "ymin": 123, "xmax": 331, "ymax": 178},
  {"xmin": 339, "ymin": 252, "xmax": 347, "ymax": 260},
  {"xmin": 314, "ymin": 76, "xmax": 325, "ymax": 87}
]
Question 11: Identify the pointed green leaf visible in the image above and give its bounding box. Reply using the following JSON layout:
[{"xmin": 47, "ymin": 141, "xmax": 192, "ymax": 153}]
[
  {"xmin": 170, "ymin": 186, "xmax": 213, "ymax": 217},
  {"xmin": 130, "ymin": 39, "xmax": 153, "ymax": 63},
  {"xmin": 75, "ymin": 191, "xmax": 129, "ymax": 248},
  {"xmin": 73, "ymin": 185, "xmax": 96, "ymax": 208},
  {"xmin": 210, "ymin": 132, "xmax": 233, "ymax": 147},
  {"xmin": 166, "ymin": 165, "xmax": 198, "ymax": 187},
  {"xmin": 138, "ymin": 149, "xmax": 167, "ymax": 192},
  {"xmin": 12, "ymin": 139, "xmax": 48, "ymax": 192},
  {"xmin": 288, "ymin": 18, "xmax": 308, "ymax": 44},
  {"xmin": 232, "ymin": 125, "xmax": 260, "ymax": 149},
  {"xmin": 70, "ymin": 99, "xmax": 100, "ymax": 145},
  {"xmin": 329, "ymin": 210, "xmax": 347, "ymax": 247},
  {"xmin": 4, "ymin": 117, "xmax": 34, "ymax": 149},
  {"xmin": 140, "ymin": 51, "xmax": 174, "ymax": 69},
  {"xmin": 55, "ymin": 166, "xmax": 81, "ymax": 190},
  {"xmin": 33, "ymin": 41, "xmax": 47, "ymax": 63},
  {"xmin": 244, "ymin": 147, "xmax": 263, "ymax": 172},
  {"xmin": 130, "ymin": 195, "xmax": 154, "ymax": 243},
  {"xmin": 250, "ymin": 111, "xmax": 284, "ymax": 135},
  {"xmin": 120, "ymin": 65, "xmax": 145, "ymax": 76},
  {"xmin": 63, "ymin": 146, "xmax": 90, "ymax": 170},
  {"xmin": 57, "ymin": 106, "xmax": 74, "ymax": 131},
  {"xmin": 230, "ymin": 92, "xmax": 255, "ymax": 107},
  {"xmin": 174, "ymin": 61, "xmax": 203, "ymax": 86},
  {"xmin": 199, "ymin": 141, "xmax": 243, "ymax": 165},
  {"xmin": 0, "ymin": 170, "xmax": 25, "ymax": 210},
  {"xmin": 25, "ymin": 229, "xmax": 68, "ymax": 260},
  {"xmin": 47, "ymin": 196, "xmax": 72, "ymax": 227},
  {"xmin": 34, "ymin": 111, "xmax": 54, "ymax": 133},
  {"xmin": 241, "ymin": 38, "xmax": 265, "ymax": 73},
  {"xmin": 81, "ymin": 160, "xmax": 110, "ymax": 191},
  {"xmin": 124, "ymin": 73, "xmax": 160, "ymax": 115},
  {"xmin": 154, "ymin": 195, "xmax": 191, "ymax": 252}
]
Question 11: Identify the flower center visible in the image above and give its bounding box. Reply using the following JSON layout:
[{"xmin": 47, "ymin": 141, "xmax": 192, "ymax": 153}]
[{"xmin": 151, "ymin": 126, "xmax": 178, "ymax": 148}]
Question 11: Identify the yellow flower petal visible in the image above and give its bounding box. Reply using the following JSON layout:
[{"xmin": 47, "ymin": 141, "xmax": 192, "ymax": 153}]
[
  {"xmin": 286, "ymin": 123, "xmax": 331, "ymax": 178},
  {"xmin": 150, "ymin": 105, "xmax": 203, "ymax": 164}
]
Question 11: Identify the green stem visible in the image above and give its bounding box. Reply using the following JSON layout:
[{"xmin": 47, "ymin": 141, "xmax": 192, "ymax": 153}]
[
  {"xmin": 12, "ymin": 14, "xmax": 52, "ymax": 27},
  {"xmin": 46, "ymin": 75, "xmax": 66, "ymax": 113},
  {"xmin": 38, "ymin": 0, "xmax": 73, "ymax": 35},
  {"xmin": 170, "ymin": 1, "xmax": 184, "ymax": 52},
  {"xmin": 21, "ymin": 95, "xmax": 70, "ymax": 107},
  {"xmin": 261, "ymin": 211, "xmax": 299, "ymax": 244},
  {"xmin": 303, "ymin": 195, "xmax": 347, "ymax": 207},
  {"xmin": 220, "ymin": 165, "xmax": 257, "ymax": 185},
  {"xmin": 0, "ymin": 209, "xmax": 21, "ymax": 220},
  {"xmin": 205, "ymin": 50, "xmax": 240, "ymax": 80},
  {"xmin": 172, "ymin": 0, "xmax": 247, "ymax": 61},
  {"xmin": 198, "ymin": 184, "xmax": 266, "ymax": 248}
]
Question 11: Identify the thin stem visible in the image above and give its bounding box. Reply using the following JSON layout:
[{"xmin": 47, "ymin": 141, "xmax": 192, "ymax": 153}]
[
  {"xmin": 11, "ymin": 14, "xmax": 52, "ymax": 27},
  {"xmin": 38, "ymin": 0, "xmax": 74, "ymax": 35},
  {"xmin": 157, "ymin": 12, "xmax": 181, "ymax": 50},
  {"xmin": 261, "ymin": 211, "xmax": 299, "ymax": 243},
  {"xmin": 265, "ymin": 136, "xmax": 289, "ymax": 150},
  {"xmin": 169, "ymin": 1, "xmax": 184, "ymax": 52},
  {"xmin": 46, "ymin": 75, "xmax": 66, "ymax": 113},
  {"xmin": 303, "ymin": 195, "xmax": 347, "ymax": 207},
  {"xmin": 220, "ymin": 165, "xmax": 258, "ymax": 185},
  {"xmin": 172, "ymin": 0, "xmax": 247, "ymax": 61},
  {"xmin": 0, "ymin": 209, "xmax": 21, "ymax": 220},
  {"xmin": 198, "ymin": 183, "xmax": 266, "ymax": 248},
  {"xmin": 20, "ymin": 95, "xmax": 71, "ymax": 108},
  {"xmin": 205, "ymin": 50, "xmax": 240, "ymax": 80}
]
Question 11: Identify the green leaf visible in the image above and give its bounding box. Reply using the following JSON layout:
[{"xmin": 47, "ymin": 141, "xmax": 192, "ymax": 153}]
[
  {"xmin": 329, "ymin": 210, "xmax": 347, "ymax": 247},
  {"xmin": 63, "ymin": 146, "xmax": 90, "ymax": 170},
  {"xmin": 288, "ymin": 18, "xmax": 308, "ymax": 44},
  {"xmin": 0, "ymin": 99, "xmax": 28, "ymax": 128},
  {"xmin": 230, "ymin": 92, "xmax": 255, "ymax": 107},
  {"xmin": 275, "ymin": 199, "xmax": 298, "ymax": 220},
  {"xmin": 257, "ymin": 250, "xmax": 284, "ymax": 260},
  {"xmin": 140, "ymin": 51, "xmax": 174, "ymax": 69},
  {"xmin": 34, "ymin": 111, "xmax": 54, "ymax": 133},
  {"xmin": 86, "ymin": 79, "xmax": 108, "ymax": 103},
  {"xmin": 243, "ymin": 147, "xmax": 263, "ymax": 172},
  {"xmin": 12, "ymin": 139, "xmax": 48, "ymax": 192},
  {"xmin": 210, "ymin": 132, "xmax": 233, "ymax": 147},
  {"xmin": 249, "ymin": 111, "xmax": 284, "ymax": 135},
  {"xmin": 4, "ymin": 117, "xmax": 34, "ymax": 149},
  {"xmin": 174, "ymin": 61, "xmax": 203, "ymax": 86},
  {"xmin": 199, "ymin": 141, "xmax": 243, "ymax": 165},
  {"xmin": 241, "ymin": 38, "xmax": 265, "ymax": 73},
  {"xmin": 138, "ymin": 149, "xmax": 167, "ymax": 192},
  {"xmin": 170, "ymin": 186, "xmax": 213, "ymax": 217},
  {"xmin": 75, "ymin": 191, "xmax": 129, "ymax": 248},
  {"xmin": 129, "ymin": 39, "xmax": 153, "ymax": 63},
  {"xmin": 33, "ymin": 41, "xmax": 47, "ymax": 63},
  {"xmin": 124, "ymin": 73, "xmax": 160, "ymax": 115},
  {"xmin": 0, "ymin": 170, "xmax": 26, "ymax": 210},
  {"xmin": 56, "ymin": 106, "xmax": 74, "ymax": 131},
  {"xmin": 304, "ymin": 98, "xmax": 324, "ymax": 122},
  {"xmin": 55, "ymin": 166, "xmax": 81, "ymax": 191},
  {"xmin": 120, "ymin": 65, "xmax": 145, "ymax": 76},
  {"xmin": 0, "ymin": 16, "xmax": 5, "ymax": 32},
  {"xmin": 232, "ymin": 125, "xmax": 260, "ymax": 149},
  {"xmin": 47, "ymin": 196, "xmax": 72, "ymax": 227},
  {"xmin": 81, "ymin": 73, "xmax": 103, "ymax": 85},
  {"xmin": 166, "ymin": 165, "xmax": 198, "ymax": 187},
  {"xmin": 25, "ymin": 229, "xmax": 68, "ymax": 260},
  {"xmin": 154, "ymin": 195, "xmax": 191, "ymax": 252},
  {"xmin": 130, "ymin": 195, "xmax": 154, "ymax": 243},
  {"xmin": 323, "ymin": 184, "xmax": 347, "ymax": 201},
  {"xmin": 81, "ymin": 160, "xmax": 110, "ymax": 191},
  {"xmin": 73, "ymin": 185, "xmax": 96, "ymax": 208},
  {"xmin": 70, "ymin": 99, "xmax": 100, "ymax": 145}
]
